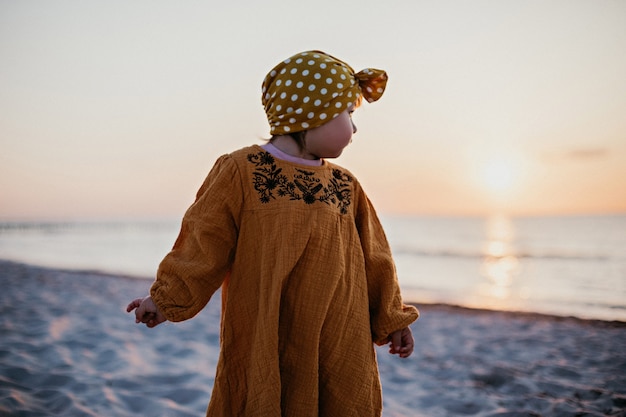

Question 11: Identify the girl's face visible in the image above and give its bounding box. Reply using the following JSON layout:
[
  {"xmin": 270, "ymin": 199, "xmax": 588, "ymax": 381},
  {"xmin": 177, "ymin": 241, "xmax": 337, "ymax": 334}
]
[{"xmin": 305, "ymin": 107, "xmax": 357, "ymax": 159}]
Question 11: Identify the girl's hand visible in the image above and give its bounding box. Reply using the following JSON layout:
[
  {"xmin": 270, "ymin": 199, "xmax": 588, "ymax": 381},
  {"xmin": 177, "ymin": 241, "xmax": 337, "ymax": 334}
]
[
  {"xmin": 388, "ymin": 327, "xmax": 414, "ymax": 358},
  {"xmin": 126, "ymin": 296, "xmax": 166, "ymax": 328}
]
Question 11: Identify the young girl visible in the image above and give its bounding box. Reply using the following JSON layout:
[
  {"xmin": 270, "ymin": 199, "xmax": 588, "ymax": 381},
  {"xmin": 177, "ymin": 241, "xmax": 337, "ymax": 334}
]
[{"xmin": 127, "ymin": 50, "xmax": 419, "ymax": 417}]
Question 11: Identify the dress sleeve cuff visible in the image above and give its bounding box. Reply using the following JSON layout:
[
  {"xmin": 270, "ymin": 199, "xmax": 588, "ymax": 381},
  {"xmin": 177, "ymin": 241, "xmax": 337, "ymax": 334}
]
[{"xmin": 372, "ymin": 304, "xmax": 419, "ymax": 345}]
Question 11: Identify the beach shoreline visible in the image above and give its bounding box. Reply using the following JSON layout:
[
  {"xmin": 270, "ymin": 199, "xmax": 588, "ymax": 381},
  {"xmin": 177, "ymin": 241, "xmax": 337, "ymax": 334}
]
[
  {"xmin": 1, "ymin": 259, "xmax": 625, "ymax": 416},
  {"xmin": 413, "ymin": 302, "xmax": 626, "ymax": 329}
]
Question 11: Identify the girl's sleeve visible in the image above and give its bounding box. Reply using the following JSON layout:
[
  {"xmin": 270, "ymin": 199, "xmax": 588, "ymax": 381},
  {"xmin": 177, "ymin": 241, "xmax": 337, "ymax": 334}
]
[
  {"xmin": 150, "ymin": 154, "xmax": 242, "ymax": 322},
  {"xmin": 354, "ymin": 181, "xmax": 419, "ymax": 345}
]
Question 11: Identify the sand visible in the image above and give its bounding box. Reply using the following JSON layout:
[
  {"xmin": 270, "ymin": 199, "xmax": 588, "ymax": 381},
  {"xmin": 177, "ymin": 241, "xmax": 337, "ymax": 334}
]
[{"xmin": 1, "ymin": 259, "xmax": 625, "ymax": 417}]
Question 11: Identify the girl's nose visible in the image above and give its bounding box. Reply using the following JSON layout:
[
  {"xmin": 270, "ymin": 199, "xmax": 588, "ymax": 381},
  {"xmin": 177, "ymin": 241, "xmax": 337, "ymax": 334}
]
[{"xmin": 352, "ymin": 120, "xmax": 358, "ymax": 134}]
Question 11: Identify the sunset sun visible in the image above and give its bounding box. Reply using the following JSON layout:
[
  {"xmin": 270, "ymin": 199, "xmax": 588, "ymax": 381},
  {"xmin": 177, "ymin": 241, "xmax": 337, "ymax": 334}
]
[
  {"xmin": 470, "ymin": 151, "xmax": 530, "ymax": 204},
  {"xmin": 483, "ymin": 159, "xmax": 515, "ymax": 193}
]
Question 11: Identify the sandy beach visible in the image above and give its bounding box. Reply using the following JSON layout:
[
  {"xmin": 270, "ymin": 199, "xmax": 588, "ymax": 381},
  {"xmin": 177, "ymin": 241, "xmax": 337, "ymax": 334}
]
[{"xmin": 0, "ymin": 259, "xmax": 625, "ymax": 417}]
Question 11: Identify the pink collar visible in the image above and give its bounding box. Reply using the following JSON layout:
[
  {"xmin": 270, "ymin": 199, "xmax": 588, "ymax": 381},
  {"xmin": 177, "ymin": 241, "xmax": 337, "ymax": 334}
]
[{"xmin": 261, "ymin": 143, "xmax": 323, "ymax": 166}]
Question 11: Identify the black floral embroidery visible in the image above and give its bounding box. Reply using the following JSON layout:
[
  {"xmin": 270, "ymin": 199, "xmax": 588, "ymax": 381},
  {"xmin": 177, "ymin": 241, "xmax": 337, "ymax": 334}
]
[
  {"xmin": 247, "ymin": 151, "xmax": 353, "ymax": 214},
  {"xmin": 247, "ymin": 152, "xmax": 287, "ymax": 203}
]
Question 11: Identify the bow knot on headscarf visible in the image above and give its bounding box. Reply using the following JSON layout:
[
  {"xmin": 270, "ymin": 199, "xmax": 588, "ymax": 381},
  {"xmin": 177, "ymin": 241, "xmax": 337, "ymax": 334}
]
[
  {"xmin": 355, "ymin": 68, "xmax": 388, "ymax": 103},
  {"xmin": 262, "ymin": 50, "xmax": 387, "ymax": 135}
]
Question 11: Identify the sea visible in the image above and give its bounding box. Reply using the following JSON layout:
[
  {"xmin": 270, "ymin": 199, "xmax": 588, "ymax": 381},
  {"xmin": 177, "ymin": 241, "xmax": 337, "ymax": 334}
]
[{"xmin": 1, "ymin": 214, "xmax": 625, "ymax": 322}]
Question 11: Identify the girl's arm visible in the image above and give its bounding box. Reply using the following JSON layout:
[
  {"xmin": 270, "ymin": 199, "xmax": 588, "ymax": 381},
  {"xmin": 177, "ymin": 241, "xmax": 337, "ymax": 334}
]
[
  {"xmin": 353, "ymin": 180, "xmax": 419, "ymax": 346},
  {"xmin": 150, "ymin": 155, "xmax": 243, "ymax": 323}
]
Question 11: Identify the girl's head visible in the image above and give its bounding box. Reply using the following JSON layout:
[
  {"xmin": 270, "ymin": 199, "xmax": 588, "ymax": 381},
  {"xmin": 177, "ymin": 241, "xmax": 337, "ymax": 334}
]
[{"xmin": 262, "ymin": 51, "xmax": 387, "ymax": 157}]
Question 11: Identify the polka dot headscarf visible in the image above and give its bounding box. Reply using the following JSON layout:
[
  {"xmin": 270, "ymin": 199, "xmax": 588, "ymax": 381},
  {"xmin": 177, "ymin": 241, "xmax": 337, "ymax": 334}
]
[{"xmin": 262, "ymin": 50, "xmax": 388, "ymax": 135}]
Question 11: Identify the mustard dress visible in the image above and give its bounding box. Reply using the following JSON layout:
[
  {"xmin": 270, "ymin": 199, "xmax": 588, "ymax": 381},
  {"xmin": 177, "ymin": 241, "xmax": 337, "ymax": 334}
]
[{"xmin": 151, "ymin": 145, "xmax": 419, "ymax": 417}]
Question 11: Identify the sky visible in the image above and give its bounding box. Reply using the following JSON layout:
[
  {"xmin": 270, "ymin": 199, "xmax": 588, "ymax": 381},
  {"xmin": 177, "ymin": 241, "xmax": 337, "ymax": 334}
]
[{"xmin": 1, "ymin": 0, "xmax": 625, "ymax": 220}]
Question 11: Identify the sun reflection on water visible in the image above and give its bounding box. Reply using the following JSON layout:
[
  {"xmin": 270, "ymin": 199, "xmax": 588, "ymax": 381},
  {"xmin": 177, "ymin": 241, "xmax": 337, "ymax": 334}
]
[{"xmin": 478, "ymin": 215, "xmax": 521, "ymax": 307}]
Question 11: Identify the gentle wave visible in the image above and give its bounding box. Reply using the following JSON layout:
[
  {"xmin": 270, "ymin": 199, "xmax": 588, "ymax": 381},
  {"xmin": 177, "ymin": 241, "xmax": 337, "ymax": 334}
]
[
  {"xmin": 0, "ymin": 220, "xmax": 178, "ymax": 232},
  {"xmin": 393, "ymin": 247, "xmax": 612, "ymax": 261}
]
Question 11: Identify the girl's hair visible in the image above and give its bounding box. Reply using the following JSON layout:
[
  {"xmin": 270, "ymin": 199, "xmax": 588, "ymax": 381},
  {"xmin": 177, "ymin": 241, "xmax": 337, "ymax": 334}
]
[{"xmin": 288, "ymin": 131, "xmax": 307, "ymax": 151}]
